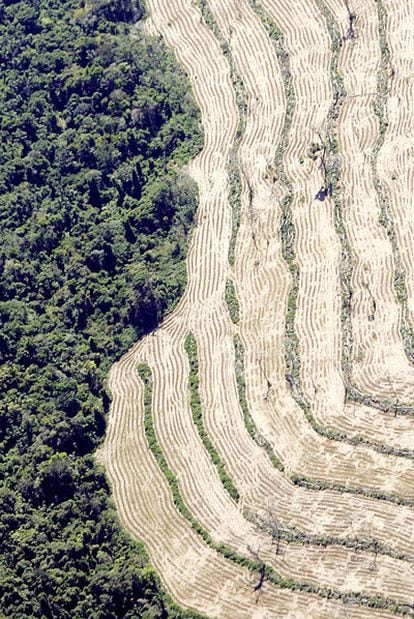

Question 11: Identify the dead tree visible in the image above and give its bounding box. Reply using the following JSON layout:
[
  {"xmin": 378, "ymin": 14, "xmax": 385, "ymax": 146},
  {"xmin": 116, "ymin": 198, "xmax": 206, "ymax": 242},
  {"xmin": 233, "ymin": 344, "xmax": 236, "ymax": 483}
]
[
  {"xmin": 319, "ymin": 141, "xmax": 328, "ymax": 188},
  {"xmin": 363, "ymin": 282, "xmax": 377, "ymax": 322},
  {"xmin": 285, "ymin": 372, "xmax": 296, "ymax": 393},
  {"xmin": 386, "ymin": 375, "xmax": 400, "ymax": 417},
  {"xmin": 244, "ymin": 170, "xmax": 254, "ymax": 211},
  {"xmin": 310, "ymin": 128, "xmax": 333, "ymax": 201},
  {"xmin": 344, "ymin": 1, "xmax": 356, "ymax": 40},
  {"xmin": 349, "ymin": 521, "xmax": 359, "ymax": 553},
  {"xmin": 369, "ymin": 540, "xmax": 379, "ymax": 571},
  {"xmin": 247, "ymin": 546, "xmax": 267, "ymax": 602},
  {"xmin": 258, "ymin": 358, "xmax": 272, "ymax": 400},
  {"xmin": 241, "ymin": 169, "xmax": 260, "ymax": 253},
  {"xmin": 254, "ymin": 564, "xmax": 266, "ymax": 593},
  {"xmin": 266, "ymin": 508, "xmax": 281, "ymax": 556}
]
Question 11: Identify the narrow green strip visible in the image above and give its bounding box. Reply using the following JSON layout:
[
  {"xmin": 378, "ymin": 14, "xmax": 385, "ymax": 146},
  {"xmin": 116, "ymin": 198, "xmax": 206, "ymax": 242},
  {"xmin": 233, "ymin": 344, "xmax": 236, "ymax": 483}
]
[
  {"xmin": 373, "ymin": 0, "xmax": 414, "ymax": 362},
  {"xmin": 184, "ymin": 333, "xmax": 240, "ymax": 501},
  {"xmin": 138, "ymin": 363, "xmax": 215, "ymax": 542},
  {"xmin": 234, "ymin": 335, "xmax": 284, "ymax": 471},
  {"xmin": 245, "ymin": 508, "xmax": 414, "ymax": 563},
  {"xmin": 225, "ymin": 279, "xmax": 240, "ymax": 324},
  {"xmin": 292, "ymin": 473, "xmax": 414, "ymax": 508}
]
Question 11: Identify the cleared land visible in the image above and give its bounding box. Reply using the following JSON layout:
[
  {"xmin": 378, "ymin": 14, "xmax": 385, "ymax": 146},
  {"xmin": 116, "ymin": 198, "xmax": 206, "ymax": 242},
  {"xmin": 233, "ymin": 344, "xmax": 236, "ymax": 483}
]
[{"xmin": 102, "ymin": 0, "xmax": 414, "ymax": 616}]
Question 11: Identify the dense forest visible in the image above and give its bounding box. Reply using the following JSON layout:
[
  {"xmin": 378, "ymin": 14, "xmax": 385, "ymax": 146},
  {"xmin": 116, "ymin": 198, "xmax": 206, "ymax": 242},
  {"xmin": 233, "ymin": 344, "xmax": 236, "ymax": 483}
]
[{"xmin": 0, "ymin": 0, "xmax": 203, "ymax": 616}]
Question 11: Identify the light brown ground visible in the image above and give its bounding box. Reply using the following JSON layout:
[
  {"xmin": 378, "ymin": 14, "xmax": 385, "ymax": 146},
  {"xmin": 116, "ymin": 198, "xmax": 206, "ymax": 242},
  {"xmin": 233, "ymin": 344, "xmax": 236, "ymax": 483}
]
[{"xmin": 102, "ymin": 0, "xmax": 414, "ymax": 616}]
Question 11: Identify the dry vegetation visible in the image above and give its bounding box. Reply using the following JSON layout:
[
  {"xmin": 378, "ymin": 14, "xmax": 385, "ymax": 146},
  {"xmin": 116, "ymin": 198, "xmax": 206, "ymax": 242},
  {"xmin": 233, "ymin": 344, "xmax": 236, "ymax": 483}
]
[{"xmin": 102, "ymin": 0, "xmax": 414, "ymax": 616}]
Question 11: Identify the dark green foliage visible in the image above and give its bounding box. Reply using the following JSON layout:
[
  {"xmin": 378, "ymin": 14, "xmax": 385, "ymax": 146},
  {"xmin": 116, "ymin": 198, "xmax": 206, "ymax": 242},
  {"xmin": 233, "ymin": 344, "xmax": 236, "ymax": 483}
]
[{"xmin": 0, "ymin": 0, "xmax": 203, "ymax": 616}]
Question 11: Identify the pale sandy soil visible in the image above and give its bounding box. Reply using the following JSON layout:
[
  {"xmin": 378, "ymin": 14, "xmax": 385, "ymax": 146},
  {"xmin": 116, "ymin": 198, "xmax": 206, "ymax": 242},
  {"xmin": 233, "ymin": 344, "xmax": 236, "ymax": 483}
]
[{"xmin": 102, "ymin": 0, "xmax": 414, "ymax": 616}]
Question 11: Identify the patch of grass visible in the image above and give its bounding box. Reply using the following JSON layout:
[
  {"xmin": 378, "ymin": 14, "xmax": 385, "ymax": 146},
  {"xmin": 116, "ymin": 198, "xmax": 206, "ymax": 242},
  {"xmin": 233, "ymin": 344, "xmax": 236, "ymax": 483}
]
[{"xmin": 225, "ymin": 279, "xmax": 240, "ymax": 324}]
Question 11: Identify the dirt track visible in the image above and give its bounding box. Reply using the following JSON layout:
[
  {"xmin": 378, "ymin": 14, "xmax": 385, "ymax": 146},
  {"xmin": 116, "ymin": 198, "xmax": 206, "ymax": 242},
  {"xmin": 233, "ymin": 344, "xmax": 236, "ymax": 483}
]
[{"xmin": 102, "ymin": 0, "xmax": 414, "ymax": 616}]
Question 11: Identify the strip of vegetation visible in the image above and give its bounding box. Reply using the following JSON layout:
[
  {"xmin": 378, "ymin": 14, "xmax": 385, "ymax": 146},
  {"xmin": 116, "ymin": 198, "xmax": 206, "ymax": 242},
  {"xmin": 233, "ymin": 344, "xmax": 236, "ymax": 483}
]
[
  {"xmin": 225, "ymin": 279, "xmax": 240, "ymax": 324},
  {"xmin": 247, "ymin": 0, "xmax": 297, "ymax": 271},
  {"xmin": 0, "ymin": 1, "xmax": 204, "ymax": 616},
  {"xmin": 371, "ymin": 0, "xmax": 414, "ymax": 363},
  {"xmin": 349, "ymin": 391, "xmax": 414, "ymax": 418},
  {"xmin": 138, "ymin": 363, "xmax": 414, "ymax": 617},
  {"xmin": 292, "ymin": 474, "xmax": 414, "ymax": 508},
  {"xmin": 138, "ymin": 363, "xmax": 213, "ymax": 539},
  {"xmin": 197, "ymin": 0, "xmax": 250, "ymax": 267},
  {"xmin": 234, "ymin": 335, "xmax": 285, "ymax": 471},
  {"xmin": 137, "ymin": 364, "xmax": 209, "ymax": 619},
  {"xmin": 184, "ymin": 333, "xmax": 240, "ymax": 501},
  {"xmin": 199, "ymin": 1, "xmax": 287, "ymax": 474},
  {"xmin": 246, "ymin": 0, "xmax": 310, "ymax": 426},
  {"xmin": 315, "ymin": 0, "xmax": 354, "ymax": 388},
  {"xmin": 245, "ymin": 508, "xmax": 414, "ymax": 564}
]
